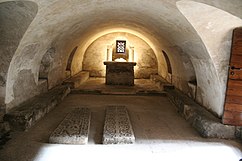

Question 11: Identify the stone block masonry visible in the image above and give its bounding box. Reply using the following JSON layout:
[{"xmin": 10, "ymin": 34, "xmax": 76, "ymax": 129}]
[
  {"xmin": 49, "ymin": 108, "xmax": 91, "ymax": 144},
  {"xmin": 103, "ymin": 106, "xmax": 135, "ymax": 144},
  {"xmin": 104, "ymin": 62, "xmax": 136, "ymax": 86}
]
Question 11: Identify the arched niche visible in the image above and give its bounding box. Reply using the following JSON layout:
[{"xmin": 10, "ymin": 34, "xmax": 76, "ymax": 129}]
[
  {"xmin": 66, "ymin": 46, "xmax": 78, "ymax": 77},
  {"xmin": 82, "ymin": 32, "xmax": 158, "ymax": 79}
]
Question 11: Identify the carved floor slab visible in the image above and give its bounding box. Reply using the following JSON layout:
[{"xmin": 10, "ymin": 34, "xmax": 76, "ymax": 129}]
[
  {"xmin": 103, "ymin": 106, "xmax": 135, "ymax": 144},
  {"xmin": 49, "ymin": 108, "xmax": 91, "ymax": 144}
]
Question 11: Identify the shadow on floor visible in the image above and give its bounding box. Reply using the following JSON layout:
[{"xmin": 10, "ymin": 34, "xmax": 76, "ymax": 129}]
[{"xmin": 1, "ymin": 94, "xmax": 242, "ymax": 161}]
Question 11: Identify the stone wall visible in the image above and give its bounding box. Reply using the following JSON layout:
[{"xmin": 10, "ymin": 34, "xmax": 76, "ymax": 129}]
[
  {"xmin": 0, "ymin": 1, "xmax": 38, "ymax": 109},
  {"xmin": 82, "ymin": 32, "xmax": 158, "ymax": 79},
  {"xmin": 177, "ymin": 1, "xmax": 242, "ymax": 116}
]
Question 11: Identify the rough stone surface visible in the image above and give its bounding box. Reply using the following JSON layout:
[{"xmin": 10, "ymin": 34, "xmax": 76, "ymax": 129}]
[
  {"xmin": 187, "ymin": 81, "xmax": 197, "ymax": 100},
  {"xmin": 7, "ymin": 67, "xmax": 48, "ymax": 110},
  {"xmin": 150, "ymin": 74, "xmax": 174, "ymax": 90},
  {"xmin": 49, "ymin": 108, "xmax": 91, "ymax": 144},
  {"xmin": 0, "ymin": 121, "xmax": 10, "ymax": 149},
  {"xmin": 0, "ymin": 1, "xmax": 38, "ymax": 109},
  {"xmin": 4, "ymin": 85, "xmax": 70, "ymax": 131},
  {"xmin": 166, "ymin": 88, "xmax": 236, "ymax": 139},
  {"xmin": 63, "ymin": 71, "xmax": 89, "ymax": 88},
  {"xmin": 39, "ymin": 47, "xmax": 56, "ymax": 79},
  {"xmin": 103, "ymin": 106, "xmax": 135, "ymax": 144},
  {"xmin": 104, "ymin": 62, "xmax": 136, "ymax": 86},
  {"xmin": 0, "ymin": 104, "xmax": 10, "ymax": 148}
]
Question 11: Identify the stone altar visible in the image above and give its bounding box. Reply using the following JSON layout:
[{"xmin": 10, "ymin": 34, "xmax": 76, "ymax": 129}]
[{"xmin": 103, "ymin": 61, "xmax": 136, "ymax": 86}]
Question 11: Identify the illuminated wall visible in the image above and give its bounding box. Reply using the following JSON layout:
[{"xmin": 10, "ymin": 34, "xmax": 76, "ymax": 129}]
[{"xmin": 82, "ymin": 32, "xmax": 158, "ymax": 79}]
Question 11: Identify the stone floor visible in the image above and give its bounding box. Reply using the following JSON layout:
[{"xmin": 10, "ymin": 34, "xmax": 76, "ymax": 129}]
[
  {"xmin": 72, "ymin": 77, "xmax": 165, "ymax": 95},
  {"xmin": 0, "ymin": 93, "xmax": 242, "ymax": 161}
]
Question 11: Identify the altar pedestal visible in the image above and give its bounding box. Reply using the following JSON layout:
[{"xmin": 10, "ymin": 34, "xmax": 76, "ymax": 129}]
[{"xmin": 104, "ymin": 61, "xmax": 136, "ymax": 86}]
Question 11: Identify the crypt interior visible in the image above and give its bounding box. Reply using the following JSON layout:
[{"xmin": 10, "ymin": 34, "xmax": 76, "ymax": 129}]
[{"xmin": 0, "ymin": 0, "xmax": 242, "ymax": 161}]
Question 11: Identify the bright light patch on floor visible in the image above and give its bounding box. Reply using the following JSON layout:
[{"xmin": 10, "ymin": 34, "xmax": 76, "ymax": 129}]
[{"xmin": 33, "ymin": 141, "xmax": 242, "ymax": 161}]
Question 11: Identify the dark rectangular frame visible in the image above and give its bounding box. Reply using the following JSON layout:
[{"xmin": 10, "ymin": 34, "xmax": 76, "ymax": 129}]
[{"xmin": 116, "ymin": 40, "xmax": 126, "ymax": 54}]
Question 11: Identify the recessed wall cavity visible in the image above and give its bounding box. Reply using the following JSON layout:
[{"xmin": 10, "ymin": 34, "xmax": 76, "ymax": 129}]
[
  {"xmin": 66, "ymin": 46, "xmax": 78, "ymax": 77},
  {"xmin": 82, "ymin": 32, "xmax": 158, "ymax": 78},
  {"xmin": 39, "ymin": 47, "xmax": 56, "ymax": 80},
  {"xmin": 162, "ymin": 50, "xmax": 172, "ymax": 83}
]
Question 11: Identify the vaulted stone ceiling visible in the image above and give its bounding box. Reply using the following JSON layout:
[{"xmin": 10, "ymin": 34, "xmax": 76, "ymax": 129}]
[{"xmin": 0, "ymin": 0, "xmax": 241, "ymax": 117}]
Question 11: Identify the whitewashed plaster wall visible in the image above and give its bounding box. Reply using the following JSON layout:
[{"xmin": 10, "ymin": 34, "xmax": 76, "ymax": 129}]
[
  {"xmin": 0, "ymin": 0, "xmax": 241, "ymax": 118},
  {"xmin": 177, "ymin": 1, "xmax": 242, "ymax": 116},
  {"xmin": 0, "ymin": 1, "xmax": 38, "ymax": 111},
  {"xmin": 82, "ymin": 32, "xmax": 158, "ymax": 79}
]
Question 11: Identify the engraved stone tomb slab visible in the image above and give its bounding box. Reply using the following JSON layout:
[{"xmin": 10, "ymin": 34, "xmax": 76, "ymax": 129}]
[
  {"xmin": 103, "ymin": 106, "xmax": 135, "ymax": 144},
  {"xmin": 49, "ymin": 107, "xmax": 91, "ymax": 144}
]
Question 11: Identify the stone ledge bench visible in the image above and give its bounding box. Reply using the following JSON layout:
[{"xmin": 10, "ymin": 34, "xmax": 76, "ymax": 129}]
[
  {"xmin": 103, "ymin": 106, "xmax": 135, "ymax": 144},
  {"xmin": 49, "ymin": 107, "xmax": 91, "ymax": 144},
  {"xmin": 4, "ymin": 85, "xmax": 70, "ymax": 131},
  {"xmin": 166, "ymin": 88, "xmax": 236, "ymax": 139},
  {"xmin": 63, "ymin": 71, "xmax": 89, "ymax": 89}
]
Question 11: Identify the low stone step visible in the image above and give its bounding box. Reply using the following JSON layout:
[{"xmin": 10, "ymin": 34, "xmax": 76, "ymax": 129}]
[
  {"xmin": 4, "ymin": 85, "xmax": 70, "ymax": 131},
  {"xmin": 136, "ymin": 90, "xmax": 167, "ymax": 96},
  {"xmin": 103, "ymin": 106, "xmax": 135, "ymax": 144},
  {"xmin": 49, "ymin": 107, "xmax": 91, "ymax": 144},
  {"xmin": 101, "ymin": 89, "xmax": 136, "ymax": 95},
  {"xmin": 63, "ymin": 71, "xmax": 89, "ymax": 89},
  {"xmin": 71, "ymin": 89, "xmax": 102, "ymax": 95}
]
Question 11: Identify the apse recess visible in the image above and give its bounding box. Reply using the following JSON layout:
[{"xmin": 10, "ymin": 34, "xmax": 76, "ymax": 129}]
[{"xmin": 82, "ymin": 32, "xmax": 158, "ymax": 78}]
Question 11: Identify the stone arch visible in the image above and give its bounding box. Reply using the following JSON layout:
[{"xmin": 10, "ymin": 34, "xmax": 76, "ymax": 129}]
[
  {"xmin": 0, "ymin": 1, "xmax": 38, "ymax": 111},
  {"xmin": 161, "ymin": 50, "xmax": 172, "ymax": 83},
  {"xmin": 162, "ymin": 50, "xmax": 172, "ymax": 75},
  {"xmin": 177, "ymin": 0, "xmax": 242, "ymax": 84},
  {"xmin": 177, "ymin": 0, "xmax": 242, "ymax": 117},
  {"xmin": 66, "ymin": 46, "xmax": 78, "ymax": 76}
]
